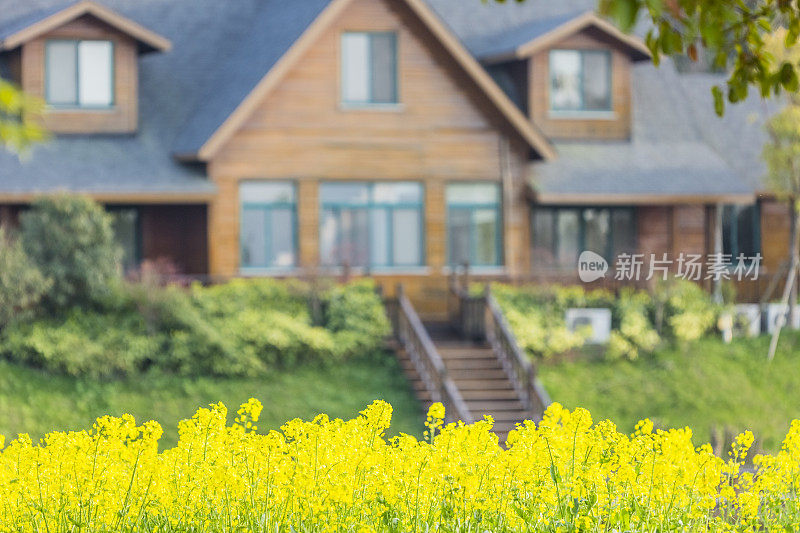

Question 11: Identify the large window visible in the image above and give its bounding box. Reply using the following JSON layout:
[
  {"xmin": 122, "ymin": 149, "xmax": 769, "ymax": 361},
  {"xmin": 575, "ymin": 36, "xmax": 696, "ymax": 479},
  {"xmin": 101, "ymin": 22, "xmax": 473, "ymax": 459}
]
[
  {"xmin": 46, "ymin": 40, "xmax": 114, "ymax": 108},
  {"xmin": 341, "ymin": 32, "xmax": 398, "ymax": 105},
  {"xmin": 722, "ymin": 204, "xmax": 761, "ymax": 259},
  {"xmin": 446, "ymin": 183, "xmax": 502, "ymax": 267},
  {"xmin": 240, "ymin": 182, "xmax": 297, "ymax": 269},
  {"xmin": 532, "ymin": 207, "xmax": 635, "ymax": 268},
  {"xmin": 549, "ymin": 49, "xmax": 611, "ymax": 112},
  {"xmin": 320, "ymin": 182, "xmax": 423, "ymax": 268}
]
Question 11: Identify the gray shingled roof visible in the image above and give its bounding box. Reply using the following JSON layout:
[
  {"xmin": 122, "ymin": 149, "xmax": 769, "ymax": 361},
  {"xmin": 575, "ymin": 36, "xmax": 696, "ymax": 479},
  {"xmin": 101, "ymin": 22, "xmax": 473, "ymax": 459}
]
[
  {"xmin": 172, "ymin": 0, "xmax": 333, "ymax": 156},
  {"xmin": 0, "ymin": 0, "xmax": 779, "ymax": 200},
  {"xmin": 532, "ymin": 60, "xmax": 775, "ymax": 200},
  {"xmin": 0, "ymin": 0, "xmax": 265, "ymax": 197},
  {"xmin": 463, "ymin": 11, "xmax": 583, "ymax": 60}
]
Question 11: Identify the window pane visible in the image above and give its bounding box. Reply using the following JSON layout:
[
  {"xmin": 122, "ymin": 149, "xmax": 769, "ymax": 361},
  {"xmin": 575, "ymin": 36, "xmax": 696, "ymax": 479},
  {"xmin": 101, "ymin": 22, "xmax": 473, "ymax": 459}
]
[
  {"xmin": 320, "ymin": 183, "xmax": 370, "ymax": 204},
  {"xmin": 582, "ymin": 52, "xmax": 610, "ymax": 110},
  {"xmin": 446, "ymin": 183, "xmax": 500, "ymax": 204},
  {"xmin": 79, "ymin": 41, "xmax": 113, "ymax": 106},
  {"xmin": 583, "ymin": 208, "xmax": 610, "ymax": 256},
  {"xmin": 46, "ymin": 41, "xmax": 77, "ymax": 105},
  {"xmin": 342, "ymin": 33, "xmax": 370, "ymax": 103},
  {"xmin": 556, "ymin": 210, "xmax": 580, "ymax": 266},
  {"xmin": 270, "ymin": 208, "xmax": 295, "ymax": 267},
  {"xmin": 370, "ymin": 33, "xmax": 397, "ymax": 103},
  {"xmin": 448, "ymin": 209, "xmax": 471, "ymax": 266},
  {"xmin": 474, "ymin": 208, "xmax": 499, "ymax": 265},
  {"xmin": 611, "ymin": 208, "xmax": 636, "ymax": 256},
  {"xmin": 111, "ymin": 209, "xmax": 139, "ymax": 271},
  {"xmin": 339, "ymin": 209, "xmax": 369, "ymax": 267},
  {"xmin": 737, "ymin": 205, "xmax": 759, "ymax": 257},
  {"xmin": 550, "ymin": 50, "xmax": 581, "ymax": 110},
  {"xmin": 370, "ymin": 208, "xmax": 390, "ymax": 266},
  {"xmin": 320, "ymin": 209, "xmax": 338, "ymax": 266},
  {"xmin": 241, "ymin": 208, "xmax": 267, "ymax": 267},
  {"xmin": 373, "ymin": 182, "xmax": 421, "ymax": 204},
  {"xmin": 393, "ymin": 208, "xmax": 421, "ymax": 266},
  {"xmin": 532, "ymin": 208, "xmax": 556, "ymax": 267},
  {"xmin": 722, "ymin": 205, "xmax": 735, "ymax": 257},
  {"xmin": 241, "ymin": 182, "xmax": 295, "ymax": 203}
]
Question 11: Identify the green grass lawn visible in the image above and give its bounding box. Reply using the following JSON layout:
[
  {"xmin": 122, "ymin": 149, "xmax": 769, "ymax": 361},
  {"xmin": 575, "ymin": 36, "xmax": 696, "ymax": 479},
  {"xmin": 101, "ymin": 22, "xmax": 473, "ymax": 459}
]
[
  {"xmin": 539, "ymin": 330, "xmax": 800, "ymax": 452},
  {"xmin": 0, "ymin": 353, "xmax": 422, "ymax": 449}
]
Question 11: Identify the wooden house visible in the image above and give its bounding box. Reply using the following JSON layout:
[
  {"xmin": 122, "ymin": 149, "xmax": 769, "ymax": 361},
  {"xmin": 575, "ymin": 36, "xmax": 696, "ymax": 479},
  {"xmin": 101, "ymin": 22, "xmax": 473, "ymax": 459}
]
[{"xmin": 0, "ymin": 0, "xmax": 789, "ymax": 317}]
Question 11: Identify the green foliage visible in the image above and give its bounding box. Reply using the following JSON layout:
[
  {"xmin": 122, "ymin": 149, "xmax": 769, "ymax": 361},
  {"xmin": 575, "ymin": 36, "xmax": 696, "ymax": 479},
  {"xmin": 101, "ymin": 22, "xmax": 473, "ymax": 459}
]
[
  {"xmin": 654, "ymin": 278, "xmax": 721, "ymax": 343},
  {"xmin": 0, "ymin": 228, "xmax": 51, "ymax": 328},
  {"xmin": 763, "ymin": 105, "xmax": 800, "ymax": 203},
  {"xmin": 492, "ymin": 285, "xmax": 590, "ymax": 358},
  {"xmin": 606, "ymin": 288, "xmax": 660, "ymax": 360},
  {"xmin": 489, "ymin": 1, "xmax": 800, "ymax": 115},
  {"xmin": 493, "ymin": 280, "xmax": 723, "ymax": 361},
  {"xmin": 0, "ymin": 78, "xmax": 47, "ymax": 153},
  {"xmin": 323, "ymin": 280, "xmax": 392, "ymax": 355},
  {"xmin": 0, "ymin": 278, "xmax": 390, "ymax": 379},
  {"xmin": 0, "ymin": 308, "xmax": 159, "ymax": 379},
  {"xmin": 20, "ymin": 195, "xmax": 121, "ymax": 311},
  {"xmin": 596, "ymin": 0, "xmax": 800, "ymax": 115}
]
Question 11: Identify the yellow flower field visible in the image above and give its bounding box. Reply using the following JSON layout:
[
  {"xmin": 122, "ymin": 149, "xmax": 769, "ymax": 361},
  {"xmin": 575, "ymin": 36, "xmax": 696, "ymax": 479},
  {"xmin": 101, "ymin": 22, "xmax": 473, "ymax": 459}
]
[{"xmin": 1, "ymin": 400, "xmax": 798, "ymax": 532}]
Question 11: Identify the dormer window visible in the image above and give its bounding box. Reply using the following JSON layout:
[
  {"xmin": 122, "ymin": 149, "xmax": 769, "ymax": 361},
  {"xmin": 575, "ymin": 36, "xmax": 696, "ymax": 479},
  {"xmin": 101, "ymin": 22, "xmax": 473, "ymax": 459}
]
[
  {"xmin": 45, "ymin": 40, "xmax": 114, "ymax": 108},
  {"xmin": 341, "ymin": 32, "xmax": 398, "ymax": 106},
  {"xmin": 549, "ymin": 49, "xmax": 611, "ymax": 113}
]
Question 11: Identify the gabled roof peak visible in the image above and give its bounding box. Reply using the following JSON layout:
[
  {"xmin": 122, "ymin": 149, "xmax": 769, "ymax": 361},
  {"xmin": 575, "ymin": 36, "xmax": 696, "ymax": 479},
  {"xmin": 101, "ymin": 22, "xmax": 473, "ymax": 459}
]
[
  {"xmin": 0, "ymin": 0, "xmax": 171, "ymax": 53},
  {"xmin": 469, "ymin": 10, "xmax": 651, "ymax": 64}
]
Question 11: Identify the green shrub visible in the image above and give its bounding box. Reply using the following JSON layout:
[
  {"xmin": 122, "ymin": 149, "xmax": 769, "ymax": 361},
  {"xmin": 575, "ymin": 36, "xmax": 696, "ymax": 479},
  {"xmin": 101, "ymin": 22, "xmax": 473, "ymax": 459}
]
[
  {"xmin": 0, "ymin": 228, "xmax": 51, "ymax": 328},
  {"xmin": 606, "ymin": 288, "xmax": 660, "ymax": 360},
  {"xmin": 492, "ymin": 284, "xmax": 591, "ymax": 358},
  {"xmin": 0, "ymin": 278, "xmax": 391, "ymax": 379},
  {"xmin": 323, "ymin": 280, "xmax": 390, "ymax": 354},
  {"xmin": 493, "ymin": 284, "xmax": 663, "ymax": 361},
  {"xmin": 654, "ymin": 278, "xmax": 721, "ymax": 342},
  {"xmin": 0, "ymin": 308, "xmax": 159, "ymax": 378},
  {"xmin": 20, "ymin": 195, "xmax": 121, "ymax": 311}
]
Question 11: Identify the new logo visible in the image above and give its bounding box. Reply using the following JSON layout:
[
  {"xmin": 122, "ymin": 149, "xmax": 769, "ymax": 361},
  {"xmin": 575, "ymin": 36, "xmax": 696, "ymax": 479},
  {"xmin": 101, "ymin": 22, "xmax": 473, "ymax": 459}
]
[{"xmin": 578, "ymin": 251, "xmax": 608, "ymax": 283}]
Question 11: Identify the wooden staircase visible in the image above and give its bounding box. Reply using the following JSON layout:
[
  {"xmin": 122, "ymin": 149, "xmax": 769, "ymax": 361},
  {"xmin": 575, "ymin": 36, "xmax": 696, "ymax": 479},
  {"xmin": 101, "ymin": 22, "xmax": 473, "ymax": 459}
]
[{"xmin": 386, "ymin": 281, "xmax": 550, "ymax": 443}]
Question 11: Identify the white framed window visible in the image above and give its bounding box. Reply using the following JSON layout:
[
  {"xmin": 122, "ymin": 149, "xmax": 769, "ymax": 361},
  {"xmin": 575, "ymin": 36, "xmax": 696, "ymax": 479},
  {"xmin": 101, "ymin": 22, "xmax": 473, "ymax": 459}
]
[
  {"xmin": 240, "ymin": 182, "xmax": 297, "ymax": 269},
  {"xmin": 341, "ymin": 32, "xmax": 398, "ymax": 105},
  {"xmin": 446, "ymin": 183, "xmax": 503, "ymax": 267},
  {"xmin": 46, "ymin": 40, "xmax": 114, "ymax": 108},
  {"xmin": 549, "ymin": 49, "xmax": 611, "ymax": 112},
  {"xmin": 320, "ymin": 182, "xmax": 423, "ymax": 268}
]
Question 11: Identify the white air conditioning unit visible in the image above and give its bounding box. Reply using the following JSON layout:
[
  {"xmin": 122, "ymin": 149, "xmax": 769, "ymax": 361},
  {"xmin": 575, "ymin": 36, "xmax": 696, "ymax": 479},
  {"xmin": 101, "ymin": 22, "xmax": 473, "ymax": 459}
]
[
  {"xmin": 765, "ymin": 303, "xmax": 800, "ymax": 333},
  {"xmin": 565, "ymin": 308, "xmax": 612, "ymax": 344},
  {"xmin": 732, "ymin": 304, "xmax": 761, "ymax": 337}
]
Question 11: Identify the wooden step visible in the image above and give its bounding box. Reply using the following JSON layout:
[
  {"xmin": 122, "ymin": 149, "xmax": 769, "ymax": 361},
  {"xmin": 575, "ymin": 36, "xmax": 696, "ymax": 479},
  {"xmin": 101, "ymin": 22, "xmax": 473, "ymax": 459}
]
[
  {"xmin": 450, "ymin": 379, "xmax": 515, "ymax": 391},
  {"xmin": 465, "ymin": 400, "xmax": 525, "ymax": 412},
  {"xmin": 447, "ymin": 368, "xmax": 508, "ymax": 380},
  {"xmin": 437, "ymin": 348, "xmax": 496, "ymax": 359},
  {"xmin": 458, "ymin": 389, "xmax": 520, "ymax": 400},
  {"xmin": 443, "ymin": 358, "xmax": 503, "ymax": 371}
]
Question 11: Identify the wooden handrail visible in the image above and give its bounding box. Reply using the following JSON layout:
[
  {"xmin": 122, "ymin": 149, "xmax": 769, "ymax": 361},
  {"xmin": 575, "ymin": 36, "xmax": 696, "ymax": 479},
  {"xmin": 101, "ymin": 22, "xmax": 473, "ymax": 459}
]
[
  {"xmin": 393, "ymin": 286, "xmax": 473, "ymax": 425},
  {"xmin": 448, "ymin": 274, "xmax": 550, "ymax": 420},
  {"xmin": 484, "ymin": 289, "xmax": 550, "ymax": 419}
]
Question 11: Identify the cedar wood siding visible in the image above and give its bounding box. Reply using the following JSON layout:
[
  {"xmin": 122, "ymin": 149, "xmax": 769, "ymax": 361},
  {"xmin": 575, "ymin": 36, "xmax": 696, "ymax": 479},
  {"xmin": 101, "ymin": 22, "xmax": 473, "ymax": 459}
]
[
  {"xmin": 20, "ymin": 14, "xmax": 139, "ymax": 134},
  {"xmin": 206, "ymin": 0, "xmax": 532, "ymax": 316},
  {"xmin": 528, "ymin": 28, "xmax": 632, "ymax": 140}
]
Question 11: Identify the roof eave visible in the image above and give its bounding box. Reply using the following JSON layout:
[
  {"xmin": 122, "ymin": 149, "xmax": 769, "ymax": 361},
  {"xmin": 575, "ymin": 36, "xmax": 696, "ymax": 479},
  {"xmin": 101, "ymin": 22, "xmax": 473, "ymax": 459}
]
[
  {"xmin": 481, "ymin": 11, "xmax": 651, "ymax": 66},
  {"xmin": 531, "ymin": 191, "xmax": 756, "ymax": 206},
  {"xmin": 0, "ymin": 1, "xmax": 171, "ymax": 54}
]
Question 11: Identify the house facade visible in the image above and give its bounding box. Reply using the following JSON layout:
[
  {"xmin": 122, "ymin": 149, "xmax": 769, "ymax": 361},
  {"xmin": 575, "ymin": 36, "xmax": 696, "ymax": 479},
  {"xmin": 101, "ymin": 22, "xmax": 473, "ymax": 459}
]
[{"xmin": 0, "ymin": 0, "xmax": 790, "ymax": 316}]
